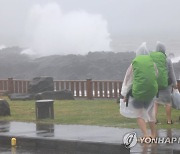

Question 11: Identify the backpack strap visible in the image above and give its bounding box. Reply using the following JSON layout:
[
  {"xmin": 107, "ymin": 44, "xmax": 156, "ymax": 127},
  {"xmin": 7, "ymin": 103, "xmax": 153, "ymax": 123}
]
[{"xmin": 126, "ymin": 89, "xmax": 132, "ymax": 107}]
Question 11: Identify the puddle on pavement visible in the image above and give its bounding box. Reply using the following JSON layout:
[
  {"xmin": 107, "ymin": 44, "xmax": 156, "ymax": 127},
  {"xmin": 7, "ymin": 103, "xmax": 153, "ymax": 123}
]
[
  {"xmin": 0, "ymin": 121, "xmax": 180, "ymax": 154},
  {"xmin": 36, "ymin": 123, "xmax": 54, "ymax": 137},
  {"xmin": 131, "ymin": 143, "xmax": 180, "ymax": 154},
  {"xmin": 131, "ymin": 128, "xmax": 180, "ymax": 154},
  {"xmin": 0, "ymin": 145, "xmax": 62, "ymax": 154}
]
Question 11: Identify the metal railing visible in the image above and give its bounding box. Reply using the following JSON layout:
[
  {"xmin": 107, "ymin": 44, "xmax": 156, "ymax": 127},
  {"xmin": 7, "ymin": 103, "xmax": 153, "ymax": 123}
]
[{"xmin": 1, "ymin": 78, "xmax": 180, "ymax": 99}]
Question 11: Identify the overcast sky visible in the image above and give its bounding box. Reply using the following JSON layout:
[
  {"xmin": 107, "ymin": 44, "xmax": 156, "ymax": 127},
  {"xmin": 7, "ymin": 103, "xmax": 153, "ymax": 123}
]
[{"xmin": 0, "ymin": 0, "xmax": 180, "ymax": 56}]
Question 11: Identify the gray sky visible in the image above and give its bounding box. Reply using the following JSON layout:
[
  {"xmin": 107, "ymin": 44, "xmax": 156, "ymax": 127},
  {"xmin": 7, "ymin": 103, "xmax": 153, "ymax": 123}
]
[{"xmin": 0, "ymin": 0, "xmax": 180, "ymax": 56}]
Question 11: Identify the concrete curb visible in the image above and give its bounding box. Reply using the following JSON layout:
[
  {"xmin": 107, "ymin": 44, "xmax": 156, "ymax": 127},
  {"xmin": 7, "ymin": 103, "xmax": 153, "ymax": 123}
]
[{"xmin": 0, "ymin": 134, "xmax": 130, "ymax": 154}]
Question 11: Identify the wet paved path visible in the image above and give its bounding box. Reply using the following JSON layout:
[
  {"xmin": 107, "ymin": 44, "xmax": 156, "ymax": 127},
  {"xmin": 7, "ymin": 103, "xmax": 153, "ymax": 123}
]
[{"xmin": 0, "ymin": 121, "xmax": 179, "ymax": 154}]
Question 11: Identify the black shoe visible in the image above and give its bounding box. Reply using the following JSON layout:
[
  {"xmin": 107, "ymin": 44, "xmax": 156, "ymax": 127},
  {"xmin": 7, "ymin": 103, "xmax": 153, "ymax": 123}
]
[{"xmin": 167, "ymin": 120, "xmax": 173, "ymax": 124}]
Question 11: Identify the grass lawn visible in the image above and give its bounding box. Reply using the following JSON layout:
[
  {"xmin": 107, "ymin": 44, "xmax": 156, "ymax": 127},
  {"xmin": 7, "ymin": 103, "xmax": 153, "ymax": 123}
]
[{"xmin": 0, "ymin": 96, "xmax": 179, "ymax": 129}]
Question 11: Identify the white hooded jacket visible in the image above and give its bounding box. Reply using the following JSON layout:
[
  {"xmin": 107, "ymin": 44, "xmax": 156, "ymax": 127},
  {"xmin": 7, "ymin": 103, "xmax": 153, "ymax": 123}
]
[{"xmin": 121, "ymin": 42, "xmax": 158, "ymax": 97}]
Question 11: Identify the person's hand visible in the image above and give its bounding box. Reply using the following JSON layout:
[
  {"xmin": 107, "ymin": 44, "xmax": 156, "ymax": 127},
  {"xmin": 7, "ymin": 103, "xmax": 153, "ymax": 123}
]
[
  {"xmin": 173, "ymin": 85, "xmax": 178, "ymax": 89},
  {"xmin": 123, "ymin": 97, "xmax": 127, "ymax": 103}
]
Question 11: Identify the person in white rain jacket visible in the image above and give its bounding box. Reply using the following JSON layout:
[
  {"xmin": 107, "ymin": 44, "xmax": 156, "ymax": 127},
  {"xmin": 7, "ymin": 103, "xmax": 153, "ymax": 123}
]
[{"xmin": 120, "ymin": 42, "xmax": 158, "ymax": 138}]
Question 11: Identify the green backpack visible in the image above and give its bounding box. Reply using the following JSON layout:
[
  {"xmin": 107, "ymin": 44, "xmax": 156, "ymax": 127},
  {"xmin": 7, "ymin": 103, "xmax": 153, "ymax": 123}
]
[
  {"xmin": 150, "ymin": 52, "xmax": 168, "ymax": 90},
  {"xmin": 132, "ymin": 55, "xmax": 158, "ymax": 101}
]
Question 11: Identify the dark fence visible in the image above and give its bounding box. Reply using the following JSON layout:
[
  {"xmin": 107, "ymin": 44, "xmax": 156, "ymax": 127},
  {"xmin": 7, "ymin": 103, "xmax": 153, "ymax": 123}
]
[{"xmin": 0, "ymin": 78, "xmax": 180, "ymax": 99}]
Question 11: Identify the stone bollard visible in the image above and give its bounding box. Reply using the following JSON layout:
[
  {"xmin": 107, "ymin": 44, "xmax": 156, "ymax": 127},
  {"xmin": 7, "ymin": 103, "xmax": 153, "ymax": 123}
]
[
  {"xmin": 35, "ymin": 100, "xmax": 54, "ymax": 119},
  {"xmin": 0, "ymin": 99, "xmax": 10, "ymax": 116}
]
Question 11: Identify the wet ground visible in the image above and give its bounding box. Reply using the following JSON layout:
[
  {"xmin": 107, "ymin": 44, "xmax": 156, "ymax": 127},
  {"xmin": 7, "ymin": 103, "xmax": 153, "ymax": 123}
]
[{"xmin": 0, "ymin": 121, "xmax": 179, "ymax": 154}]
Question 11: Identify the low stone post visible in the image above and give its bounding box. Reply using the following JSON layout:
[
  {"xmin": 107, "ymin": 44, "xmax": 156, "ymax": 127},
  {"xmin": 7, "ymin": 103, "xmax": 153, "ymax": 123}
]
[{"xmin": 35, "ymin": 100, "xmax": 54, "ymax": 119}]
